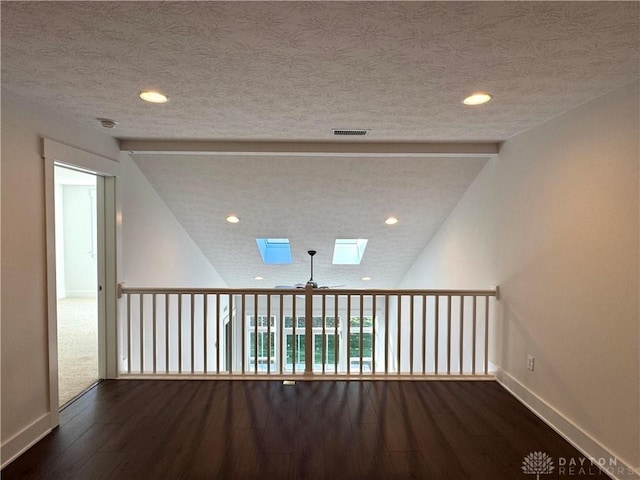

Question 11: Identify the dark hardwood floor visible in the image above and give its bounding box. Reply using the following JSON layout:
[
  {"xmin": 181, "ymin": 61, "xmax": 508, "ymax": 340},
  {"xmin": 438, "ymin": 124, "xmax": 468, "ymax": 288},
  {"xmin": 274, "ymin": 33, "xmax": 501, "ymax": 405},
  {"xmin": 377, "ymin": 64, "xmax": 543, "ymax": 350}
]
[{"xmin": 2, "ymin": 380, "xmax": 609, "ymax": 479}]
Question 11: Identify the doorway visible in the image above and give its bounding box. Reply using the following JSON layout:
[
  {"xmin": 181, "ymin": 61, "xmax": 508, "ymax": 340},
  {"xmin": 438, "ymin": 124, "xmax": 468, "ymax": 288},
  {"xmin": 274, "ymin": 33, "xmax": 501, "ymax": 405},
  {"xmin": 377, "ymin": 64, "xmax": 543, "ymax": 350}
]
[{"xmin": 54, "ymin": 166, "xmax": 100, "ymax": 407}]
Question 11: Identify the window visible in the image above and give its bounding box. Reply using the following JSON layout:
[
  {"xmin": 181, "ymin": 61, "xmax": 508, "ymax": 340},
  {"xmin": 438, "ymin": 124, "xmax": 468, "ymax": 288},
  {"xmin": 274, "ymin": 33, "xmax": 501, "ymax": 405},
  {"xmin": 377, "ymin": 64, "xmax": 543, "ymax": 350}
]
[
  {"xmin": 244, "ymin": 313, "xmax": 375, "ymax": 373},
  {"xmin": 256, "ymin": 238, "xmax": 292, "ymax": 264},
  {"xmin": 247, "ymin": 315, "xmax": 276, "ymax": 372},
  {"xmin": 332, "ymin": 239, "xmax": 368, "ymax": 265},
  {"xmin": 348, "ymin": 316, "xmax": 374, "ymax": 372},
  {"xmin": 282, "ymin": 315, "xmax": 340, "ymax": 372}
]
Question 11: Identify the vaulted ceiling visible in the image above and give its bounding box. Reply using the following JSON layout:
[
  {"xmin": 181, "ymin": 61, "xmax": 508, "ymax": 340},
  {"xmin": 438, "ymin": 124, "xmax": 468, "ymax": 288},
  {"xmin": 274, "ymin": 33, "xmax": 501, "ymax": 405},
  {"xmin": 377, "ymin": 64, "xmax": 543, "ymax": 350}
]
[
  {"xmin": 2, "ymin": 1, "xmax": 638, "ymax": 287},
  {"xmin": 132, "ymin": 153, "xmax": 487, "ymax": 288}
]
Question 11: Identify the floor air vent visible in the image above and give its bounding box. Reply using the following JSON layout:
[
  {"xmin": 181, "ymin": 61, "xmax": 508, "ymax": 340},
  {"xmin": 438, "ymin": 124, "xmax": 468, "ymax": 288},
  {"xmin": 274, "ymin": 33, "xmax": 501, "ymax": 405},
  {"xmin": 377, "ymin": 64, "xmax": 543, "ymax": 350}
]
[{"xmin": 331, "ymin": 129, "xmax": 370, "ymax": 136}]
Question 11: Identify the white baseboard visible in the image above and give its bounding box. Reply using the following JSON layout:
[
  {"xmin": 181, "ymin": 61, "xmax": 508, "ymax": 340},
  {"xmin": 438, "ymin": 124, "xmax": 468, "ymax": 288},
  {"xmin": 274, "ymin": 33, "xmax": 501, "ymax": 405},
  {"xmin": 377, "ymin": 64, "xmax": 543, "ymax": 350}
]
[
  {"xmin": 1, "ymin": 413, "xmax": 52, "ymax": 469},
  {"xmin": 496, "ymin": 368, "xmax": 639, "ymax": 480}
]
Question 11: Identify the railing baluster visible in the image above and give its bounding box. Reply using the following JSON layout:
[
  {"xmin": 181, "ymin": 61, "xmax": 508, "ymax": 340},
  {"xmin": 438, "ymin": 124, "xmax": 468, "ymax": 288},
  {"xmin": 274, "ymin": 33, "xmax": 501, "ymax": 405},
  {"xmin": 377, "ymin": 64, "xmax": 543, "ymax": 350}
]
[
  {"xmin": 434, "ymin": 295, "xmax": 439, "ymax": 375},
  {"xmin": 139, "ymin": 293, "xmax": 144, "ymax": 374},
  {"xmin": 152, "ymin": 293, "xmax": 157, "ymax": 374},
  {"xmin": 321, "ymin": 294, "xmax": 326, "ymax": 374},
  {"xmin": 459, "ymin": 296, "xmax": 464, "ymax": 374},
  {"xmin": 228, "ymin": 293, "xmax": 233, "ymax": 374},
  {"xmin": 215, "ymin": 294, "xmax": 220, "ymax": 374},
  {"xmin": 292, "ymin": 294, "xmax": 296, "ymax": 374},
  {"xmin": 422, "ymin": 295, "xmax": 427, "ymax": 374},
  {"xmin": 241, "ymin": 294, "xmax": 246, "ymax": 374},
  {"xmin": 165, "ymin": 294, "xmax": 169, "ymax": 373},
  {"xmin": 384, "ymin": 295, "xmax": 389, "ymax": 374},
  {"xmin": 372, "ymin": 295, "xmax": 377, "ymax": 375},
  {"xmin": 279, "ymin": 295, "xmax": 284, "ymax": 374},
  {"xmin": 191, "ymin": 293, "xmax": 195, "ymax": 374},
  {"xmin": 127, "ymin": 293, "xmax": 131, "ymax": 374},
  {"xmin": 334, "ymin": 294, "xmax": 338, "ymax": 375},
  {"xmin": 484, "ymin": 296, "xmax": 490, "ymax": 375},
  {"xmin": 346, "ymin": 294, "xmax": 351, "ymax": 375},
  {"xmin": 254, "ymin": 293, "xmax": 259, "ymax": 374},
  {"xmin": 409, "ymin": 294, "xmax": 414, "ymax": 375},
  {"xmin": 204, "ymin": 294, "xmax": 208, "ymax": 374},
  {"xmin": 359, "ymin": 295, "xmax": 364, "ymax": 374},
  {"xmin": 267, "ymin": 293, "xmax": 271, "ymax": 375},
  {"xmin": 447, "ymin": 295, "xmax": 451, "ymax": 375},
  {"xmin": 397, "ymin": 294, "xmax": 402, "ymax": 375},
  {"xmin": 472, "ymin": 296, "xmax": 477, "ymax": 375},
  {"xmin": 178, "ymin": 294, "xmax": 183, "ymax": 374}
]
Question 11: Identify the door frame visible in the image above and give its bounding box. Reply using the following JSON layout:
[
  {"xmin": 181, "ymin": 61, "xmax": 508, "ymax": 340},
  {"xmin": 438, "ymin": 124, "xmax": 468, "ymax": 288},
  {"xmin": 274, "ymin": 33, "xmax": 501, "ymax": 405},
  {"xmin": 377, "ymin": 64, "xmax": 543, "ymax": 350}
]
[{"xmin": 43, "ymin": 138, "xmax": 121, "ymax": 428}]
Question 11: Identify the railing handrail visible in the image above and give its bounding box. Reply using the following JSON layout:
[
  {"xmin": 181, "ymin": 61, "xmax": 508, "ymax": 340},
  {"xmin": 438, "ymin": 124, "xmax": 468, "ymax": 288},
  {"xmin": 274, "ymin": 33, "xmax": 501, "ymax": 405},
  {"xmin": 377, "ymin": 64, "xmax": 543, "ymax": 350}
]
[
  {"xmin": 118, "ymin": 284, "xmax": 498, "ymax": 298},
  {"xmin": 117, "ymin": 283, "xmax": 499, "ymax": 377}
]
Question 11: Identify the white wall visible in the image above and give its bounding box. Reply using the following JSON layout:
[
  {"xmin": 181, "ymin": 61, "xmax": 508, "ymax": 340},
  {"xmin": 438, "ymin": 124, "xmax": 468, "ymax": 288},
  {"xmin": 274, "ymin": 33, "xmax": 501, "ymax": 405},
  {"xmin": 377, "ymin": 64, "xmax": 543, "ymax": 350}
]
[
  {"xmin": 0, "ymin": 90, "xmax": 227, "ymax": 467},
  {"xmin": 399, "ymin": 81, "xmax": 639, "ymax": 477},
  {"xmin": 0, "ymin": 89, "xmax": 120, "ymax": 465},
  {"xmin": 117, "ymin": 155, "xmax": 227, "ymax": 374},
  {"xmin": 119, "ymin": 154, "xmax": 226, "ymax": 288}
]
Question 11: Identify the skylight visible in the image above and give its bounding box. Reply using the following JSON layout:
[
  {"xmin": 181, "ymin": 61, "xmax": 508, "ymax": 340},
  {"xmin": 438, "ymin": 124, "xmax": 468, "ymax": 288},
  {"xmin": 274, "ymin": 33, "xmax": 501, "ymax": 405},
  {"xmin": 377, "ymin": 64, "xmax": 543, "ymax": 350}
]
[
  {"xmin": 332, "ymin": 239, "xmax": 368, "ymax": 265},
  {"xmin": 256, "ymin": 238, "xmax": 292, "ymax": 264}
]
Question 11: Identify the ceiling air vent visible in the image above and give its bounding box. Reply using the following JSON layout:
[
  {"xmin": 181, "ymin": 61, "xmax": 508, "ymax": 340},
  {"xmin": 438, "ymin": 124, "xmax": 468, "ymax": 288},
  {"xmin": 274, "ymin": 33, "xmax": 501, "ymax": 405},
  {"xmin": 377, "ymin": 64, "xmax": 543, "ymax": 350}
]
[{"xmin": 331, "ymin": 129, "xmax": 370, "ymax": 136}]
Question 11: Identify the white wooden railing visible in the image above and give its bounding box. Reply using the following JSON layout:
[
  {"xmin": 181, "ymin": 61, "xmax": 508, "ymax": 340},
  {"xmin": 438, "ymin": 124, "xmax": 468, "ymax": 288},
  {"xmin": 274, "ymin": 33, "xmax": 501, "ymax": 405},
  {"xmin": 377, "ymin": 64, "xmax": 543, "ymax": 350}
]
[{"xmin": 117, "ymin": 284, "xmax": 498, "ymax": 378}]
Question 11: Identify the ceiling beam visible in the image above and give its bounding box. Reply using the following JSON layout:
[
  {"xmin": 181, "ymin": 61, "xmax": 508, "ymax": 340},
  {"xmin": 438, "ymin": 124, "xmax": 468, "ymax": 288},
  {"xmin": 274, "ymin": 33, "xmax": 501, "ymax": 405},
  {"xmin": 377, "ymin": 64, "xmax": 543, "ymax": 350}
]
[{"xmin": 119, "ymin": 140, "xmax": 499, "ymax": 157}]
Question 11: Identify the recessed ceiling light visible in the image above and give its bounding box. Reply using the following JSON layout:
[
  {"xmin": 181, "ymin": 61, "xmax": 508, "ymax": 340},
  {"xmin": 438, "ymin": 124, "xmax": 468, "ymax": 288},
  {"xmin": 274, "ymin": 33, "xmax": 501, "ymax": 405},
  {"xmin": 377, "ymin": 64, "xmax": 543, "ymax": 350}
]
[
  {"xmin": 385, "ymin": 216, "xmax": 399, "ymax": 225},
  {"xmin": 362, "ymin": 276, "xmax": 372, "ymax": 281},
  {"xmin": 254, "ymin": 276, "xmax": 264, "ymax": 281},
  {"xmin": 226, "ymin": 215, "xmax": 240, "ymax": 224},
  {"xmin": 463, "ymin": 93, "xmax": 492, "ymax": 106},
  {"xmin": 139, "ymin": 90, "xmax": 168, "ymax": 103}
]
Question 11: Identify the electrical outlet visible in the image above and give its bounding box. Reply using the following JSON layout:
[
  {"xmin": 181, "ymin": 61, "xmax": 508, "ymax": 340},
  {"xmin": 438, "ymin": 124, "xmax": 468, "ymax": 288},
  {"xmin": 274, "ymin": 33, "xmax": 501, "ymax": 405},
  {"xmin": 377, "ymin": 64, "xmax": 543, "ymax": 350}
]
[{"xmin": 527, "ymin": 354, "xmax": 535, "ymax": 371}]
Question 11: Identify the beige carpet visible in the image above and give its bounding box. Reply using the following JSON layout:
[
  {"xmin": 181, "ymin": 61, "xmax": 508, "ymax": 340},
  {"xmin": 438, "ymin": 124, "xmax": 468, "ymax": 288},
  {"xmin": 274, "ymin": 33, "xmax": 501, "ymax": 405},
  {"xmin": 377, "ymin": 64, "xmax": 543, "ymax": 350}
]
[{"xmin": 57, "ymin": 297, "xmax": 99, "ymax": 407}]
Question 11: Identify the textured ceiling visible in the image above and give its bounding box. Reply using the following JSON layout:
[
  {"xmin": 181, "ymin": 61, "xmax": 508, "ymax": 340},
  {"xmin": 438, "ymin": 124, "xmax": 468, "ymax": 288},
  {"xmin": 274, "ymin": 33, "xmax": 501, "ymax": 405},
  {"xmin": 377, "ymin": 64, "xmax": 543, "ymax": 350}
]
[
  {"xmin": 132, "ymin": 154, "xmax": 487, "ymax": 288},
  {"xmin": 2, "ymin": 1, "xmax": 638, "ymax": 141},
  {"xmin": 2, "ymin": 1, "xmax": 638, "ymax": 288}
]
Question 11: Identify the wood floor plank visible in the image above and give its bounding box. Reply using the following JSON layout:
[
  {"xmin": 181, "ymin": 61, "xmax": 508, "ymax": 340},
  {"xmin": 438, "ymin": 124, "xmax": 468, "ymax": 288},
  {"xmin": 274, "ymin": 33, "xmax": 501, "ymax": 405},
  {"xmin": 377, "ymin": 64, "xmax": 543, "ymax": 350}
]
[
  {"xmin": 179, "ymin": 384, "xmax": 232, "ymax": 479},
  {"xmin": 368, "ymin": 381, "xmax": 420, "ymax": 452},
  {"xmin": 142, "ymin": 382, "xmax": 218, "ymax": 480},
  {"xmin": 255, "ymin": 453, "xmax": 293, "ymax": 480},
  {"xmin": 40, "ymin": 423, "xmax": 120, "ymax": 480},
  {"xmin": 389, "ymin": 450, "xmax": 433, "ymax": 479},
  {"xmin": 2, "ymin": 380, "xmax": 612, "ymax": 480},
  {"xmin": 350, "ymin": 422, "xmax": 396, "ymax": 479},
  {"xmin": 70, "ymin": 451, "xmax": 127, "ymax": 480}
]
